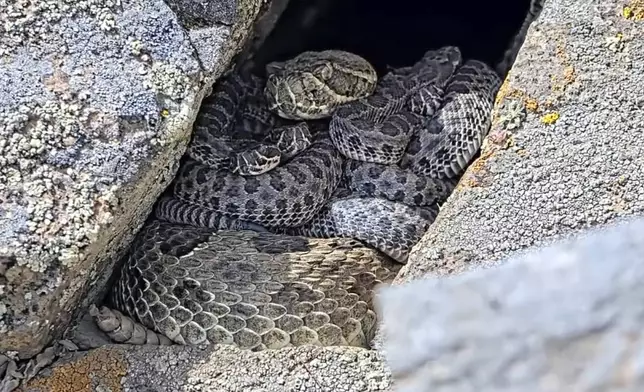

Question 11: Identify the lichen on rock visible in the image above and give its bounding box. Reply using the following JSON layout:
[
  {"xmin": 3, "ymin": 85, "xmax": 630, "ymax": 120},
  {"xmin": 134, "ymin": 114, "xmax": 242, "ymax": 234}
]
[{"xmin": 0, "ymin": 0, "xmax": 264, "ymax": 359}]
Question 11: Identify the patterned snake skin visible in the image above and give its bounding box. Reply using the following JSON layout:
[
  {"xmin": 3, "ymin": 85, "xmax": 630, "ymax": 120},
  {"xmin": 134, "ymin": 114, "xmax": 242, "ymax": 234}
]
[
  {"xmin": 186, "ymin": 73, "xmax": 315, "ymax": 176},
  {"xmin": 264, "ymin": 50, "xmax": 378, "ymax": 120},
  {"xmin": 95, "ymin": 47, "xmax": 501, "ymax": 350},
  {"xmin": 329, "ymin": 46, "xmax": 461, "ymax": 166},
  {"xmin": 109, "ymin": 220, "xmax": 400, "ymax": 349}
]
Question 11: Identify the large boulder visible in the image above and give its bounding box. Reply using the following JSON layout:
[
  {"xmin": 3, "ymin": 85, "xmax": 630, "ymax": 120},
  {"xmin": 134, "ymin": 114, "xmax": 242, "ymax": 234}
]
[
  {"xmin": 0, "ymin": 0, "xmax": 266, "ymax": 359},
  {"xmin": 397, "ymin": 0, "xmax": 644, "ymax": 282},
  {"xmin": 376, "ymin": 0, "xmax": 644, "ymax": 389},
  {"xmin": 379, "ymin": 216, "xmax": 644, "ymax": 391}
]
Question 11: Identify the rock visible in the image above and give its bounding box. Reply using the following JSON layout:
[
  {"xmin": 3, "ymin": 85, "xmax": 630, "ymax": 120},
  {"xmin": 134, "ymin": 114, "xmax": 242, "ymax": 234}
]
[
  {"xmin": 0, "ymin": 0, "xmax": 265, "ymax": 359},
  {"xmin": 397, "ymin": 0, "xmax": 644, "ymax": 281},
  {"xmin": 21, "ymin": 344, "xmax": 392, "ymax": 392},
  {"xmin": 372, "ymin": 0, "xmax": 644, "ymax": 389},
  {"xmin": 378, "ymin": 216, "xmax": 644, "ymax": 391}
]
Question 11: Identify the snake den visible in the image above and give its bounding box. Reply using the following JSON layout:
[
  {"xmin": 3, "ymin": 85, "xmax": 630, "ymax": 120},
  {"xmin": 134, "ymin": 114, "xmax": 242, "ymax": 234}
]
[
  {"xmin": 88, "ymin": 0, "xmax": 540, "ymax": 350},
  {"xmin": 0, "ymin": 0, "xmax": 543, "ymax": 378},
  {"xmin": 87, "ymin": 0, "xmax": 540, "ymax": 350}
]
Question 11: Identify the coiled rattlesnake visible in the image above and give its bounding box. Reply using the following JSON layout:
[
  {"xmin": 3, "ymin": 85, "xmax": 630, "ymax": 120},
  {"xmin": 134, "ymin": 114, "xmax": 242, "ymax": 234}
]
[{"xmin": 94, "ymin": 46, "xmax": 501, "ymax": 349}]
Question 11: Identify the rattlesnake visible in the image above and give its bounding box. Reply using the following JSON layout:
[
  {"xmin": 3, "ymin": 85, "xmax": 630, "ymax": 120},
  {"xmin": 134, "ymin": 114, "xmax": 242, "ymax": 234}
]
[
  {"xmin": 94, "ymin": 46, "xmax": 501, "ymax": 349},
  {"xmin": 98, "ymin": 221, "xmax": 401, "ymax": 348}
]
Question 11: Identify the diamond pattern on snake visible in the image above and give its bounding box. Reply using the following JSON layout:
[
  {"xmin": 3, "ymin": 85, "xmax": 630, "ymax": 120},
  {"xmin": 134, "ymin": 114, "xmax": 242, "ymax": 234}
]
[{"xmin": 94, "ymin": 46, "xmax": 502, "ymax": 350}]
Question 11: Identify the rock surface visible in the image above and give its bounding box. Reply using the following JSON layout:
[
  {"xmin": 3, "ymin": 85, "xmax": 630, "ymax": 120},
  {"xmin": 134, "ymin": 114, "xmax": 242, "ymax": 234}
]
[
  {"xmin": 20, "ymin": 344, "xmax": 391, "ymax": 392},
  {"xmin": 397, "ymin": 0, "xmax": 644, "ymax": 281},
  {"xmin": 379, "ymin": 216, "xmax": 644, "ymax": 391},
  {"xmin": 0, "ymin": 0, "xmax": 264, "ymax": 358}
]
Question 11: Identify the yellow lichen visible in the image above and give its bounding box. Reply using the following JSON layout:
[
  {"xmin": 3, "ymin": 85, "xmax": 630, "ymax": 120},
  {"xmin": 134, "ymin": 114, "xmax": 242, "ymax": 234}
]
[
  {"xmin": 494, "ymin": 76, "xmax": 513, "ymax": 107},
  {"xmin": 541, "ymin": 112, "xmax": 560, "ymax": 125},
  {"xmin": 617, "ymin": 175, "xmax": 628, "ymax": 186},
  {"xmin": 623, "ymin": 1, "xmax": 644, "ymax": 20},
  {"xmin": 516, "ymin": 148, "xmax": 529, "ymax": 157},
  {"xmin": 504, "ymin": 134, "xmax": 516, "ymax": 148},
  {"xmin": 161, "ymin": 108, "xmax": 170, "ymax": 117}
]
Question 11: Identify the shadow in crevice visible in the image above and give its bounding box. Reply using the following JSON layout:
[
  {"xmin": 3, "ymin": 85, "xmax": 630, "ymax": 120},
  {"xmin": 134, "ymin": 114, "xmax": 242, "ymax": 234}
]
[{"xmin": 248, "ymin": 0, "xmax": 536, "ymax": 76}]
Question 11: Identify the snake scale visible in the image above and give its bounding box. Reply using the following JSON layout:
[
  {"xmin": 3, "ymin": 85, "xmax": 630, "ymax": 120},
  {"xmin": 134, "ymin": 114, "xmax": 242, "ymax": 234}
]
[{"xmin": 94, "ymin": 45, "xmax": 502, "ymax": 350}]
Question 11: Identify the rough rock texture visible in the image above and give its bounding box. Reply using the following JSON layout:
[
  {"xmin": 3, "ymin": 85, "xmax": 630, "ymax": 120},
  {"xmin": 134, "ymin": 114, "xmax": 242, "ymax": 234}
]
[
  {"xmin": 396, "ymin": 0, "xmax": 644, "ymax": 282},
  {"xmin": 0, "ymin": 0, "xmax": 265, "ymax": 358},
  {"xmin": 378, "ymin": 216, "xmax": 644, "ymax": 391},
  {"xmin": 21, "ymin": 344, "xmax": 392, "ymax": 392}
]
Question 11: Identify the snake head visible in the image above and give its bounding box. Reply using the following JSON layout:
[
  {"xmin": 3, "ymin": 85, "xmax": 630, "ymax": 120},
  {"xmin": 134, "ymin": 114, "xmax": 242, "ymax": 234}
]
[
  {"xmin": 233, "ymin": 145, "xmax": 281, "ymax": 176},
  {"xmin": 264, "ymin": 71, "xmax": 300, "ymax": 120},
  {"xmin": 264, "ymin": 50, "xmax": 378, "ymax": 121}
]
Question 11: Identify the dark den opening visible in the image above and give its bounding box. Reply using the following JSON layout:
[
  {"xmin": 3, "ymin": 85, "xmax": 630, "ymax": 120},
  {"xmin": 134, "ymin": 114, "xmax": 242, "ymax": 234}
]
[{"xmin": 252, "ymin": 0, "xmax": 535, "ymax": 76}]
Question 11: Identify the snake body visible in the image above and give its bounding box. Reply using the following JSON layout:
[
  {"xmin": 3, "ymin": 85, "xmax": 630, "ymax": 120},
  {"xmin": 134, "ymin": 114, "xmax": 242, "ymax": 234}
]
[
  {"xmin": 329, "ymin": 46, "xmax": 462, "ymax": 166},
  {"xmin": 97, "ymin": 46, "xmax": 502, "ymax": 349},
  {"xmin": 172, "ymin": 130, "xmax": 343, "ymax": 228},
  {"xmin": 109, "ymin": 220, "xmax": 400, "ymax": 349}
]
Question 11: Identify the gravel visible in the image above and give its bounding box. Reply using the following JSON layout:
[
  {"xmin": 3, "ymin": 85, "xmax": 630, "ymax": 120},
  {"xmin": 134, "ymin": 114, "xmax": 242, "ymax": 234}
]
[{"xmin": 397, "ymin": 0, "xmax": 644, "ymax": 282}]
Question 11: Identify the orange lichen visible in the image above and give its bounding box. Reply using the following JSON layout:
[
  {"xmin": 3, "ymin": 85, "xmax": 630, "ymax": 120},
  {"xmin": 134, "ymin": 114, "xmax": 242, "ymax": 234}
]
[
  {"xmin": 548, "ymin": 34, "xmax": 579, "ymax": 98},
  {"xmin": 493, "ymin": 74, "xmax": 535, "ymax": 107},
  {"xmin": 22, "ymin": 347, "xmax": 127, "ymax": 392},
  {"xmin": 516, "ymin": 148, "xmax": 529, "ymax": 158},
  {"xmin": 524, "ymin": 98, "xmax": 539, "ymax": 112},
  {"xmin": 458, "ymin": 150, "xmax": 496, "ymax": 189},
  {"xmin": 563, "ymin": 66, "xmax": 577, "ymax": 84},
  {"xmin": 43, "ymin": 68, "xmax": 71, "ymax": 94},
  {"xmin": 552, "ymin": 65, "xmax": 576, "ymax": 93}
]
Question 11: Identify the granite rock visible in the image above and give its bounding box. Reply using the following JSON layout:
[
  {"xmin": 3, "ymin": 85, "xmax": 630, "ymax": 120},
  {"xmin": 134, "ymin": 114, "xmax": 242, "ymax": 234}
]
[{"xmin": 21, "ymin": 344, "xmax": 392, "ymax": 392}]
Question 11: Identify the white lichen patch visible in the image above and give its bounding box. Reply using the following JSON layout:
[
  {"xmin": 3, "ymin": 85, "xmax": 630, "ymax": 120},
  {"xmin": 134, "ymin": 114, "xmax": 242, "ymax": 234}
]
[
  {"xmin": 0, "ymin": 0, "xmax": 121, "ymax": 56},
  {"xmin": 605, "ymin": 32, "xmax": 626, "ymax": 53},
  {"xmin": 129, "ymin": 39, "xmax": 144, "ymax": 56},
  {"xmin": 144, "ymin": 61, "xmax": 198, "ymax": 101},
  {"xmin": 0, "ymin": 0, "xmax": 207, "ymax": 277},
  {"xmin": 0, "ymin": 95, "xmax": 119, "ymax": 272},
  {"xmin": 497, "ymin": 98, "xmax": 527, "ymax": 130}
]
